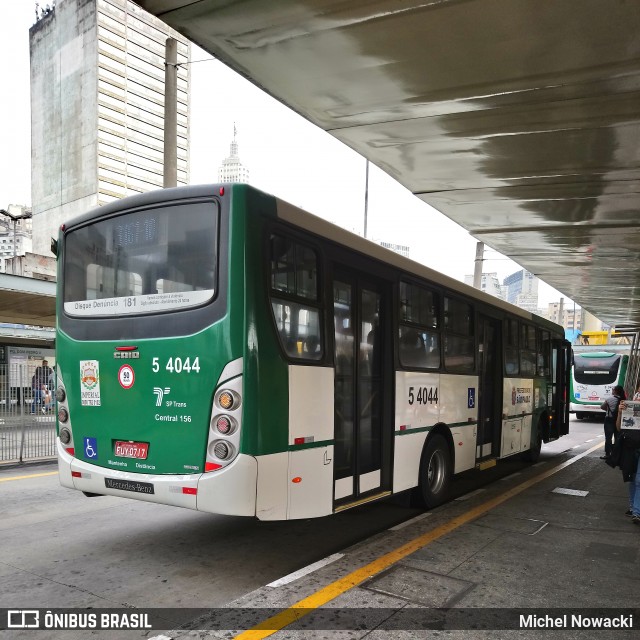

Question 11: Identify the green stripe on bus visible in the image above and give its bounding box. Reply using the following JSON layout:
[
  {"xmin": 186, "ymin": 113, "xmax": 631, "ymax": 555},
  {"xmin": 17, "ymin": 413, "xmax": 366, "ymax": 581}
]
[
  {"xmin": 287, "ymin": 439, "xmax": 333, "ymax": 451},
  {"xmin": 394, "ymin": 421, "xmax": 478, "ymax": 436}
]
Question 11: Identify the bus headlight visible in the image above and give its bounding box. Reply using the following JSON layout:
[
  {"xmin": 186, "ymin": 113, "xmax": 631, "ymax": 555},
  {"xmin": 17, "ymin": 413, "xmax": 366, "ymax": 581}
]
[
  {"xmin": 58, "ymin": 407, "xmax": 69, "ymax": 423},
  {"xmin": 56, "ymin": 387, "xmax": 66, "ymax": 403},
  {"xmin": 59, "ymin": 427, "xmax": 72, "ymax": 445}
]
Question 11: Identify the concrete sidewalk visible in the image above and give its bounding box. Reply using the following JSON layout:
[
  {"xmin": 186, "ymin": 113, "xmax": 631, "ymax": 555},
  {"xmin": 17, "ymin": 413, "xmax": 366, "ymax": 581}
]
[{"xmin": 157, "ymin": 438, "xmax": 639, "ymax": 639}]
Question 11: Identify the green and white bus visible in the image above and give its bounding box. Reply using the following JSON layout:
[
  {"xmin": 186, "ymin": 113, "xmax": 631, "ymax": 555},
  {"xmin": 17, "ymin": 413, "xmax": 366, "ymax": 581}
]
[
  {"xmin": 55, "ymin": 184, "xmax": 570, "ymax": 520},
  {"xmin": 570, "ymin": 348, "xmax": 629, "ymax": 419}
]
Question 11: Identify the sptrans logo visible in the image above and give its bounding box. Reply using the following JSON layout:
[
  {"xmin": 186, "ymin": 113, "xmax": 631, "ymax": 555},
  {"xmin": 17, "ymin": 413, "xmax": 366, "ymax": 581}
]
[{"xmin": 153, "ymin": 387, "xmax": 171, "ymax": 406}]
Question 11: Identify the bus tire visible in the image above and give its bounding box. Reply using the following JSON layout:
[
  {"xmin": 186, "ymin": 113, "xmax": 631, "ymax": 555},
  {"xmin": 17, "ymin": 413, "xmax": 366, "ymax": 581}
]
[
  {"xmin": 418, "ymin": 433, "xmax": 452, "ymax": 509},
  {"xmin": 522, "ymin": 424, "xmax": 543, "ymax": 463},
  {"xmin": 575, "ymin": 412, "xmax": 585, "ymax": 420}
]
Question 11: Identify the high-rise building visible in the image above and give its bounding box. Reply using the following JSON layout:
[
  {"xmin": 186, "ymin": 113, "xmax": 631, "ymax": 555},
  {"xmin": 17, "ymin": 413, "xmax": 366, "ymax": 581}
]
[
  {"xmin": 545, "ymin": 301, "xmax": 583, "ymax": 330},
  {"xmin": 0, "ymin": 205, "xmax": 33, "ymax": 272},
  {"xmin": 218, "ymin": 126, "xmax": 250, "ymax": 184},
  {"xmin": 30, "ymin": 0, "xmax": 191, "ymax": 254},
  {"xmin": 464, "ymin": 272, "xmax": 504, "ymax": 299},
  {"xmin": 375, "ymin": 240, "xmax": 410, "ymax": 259},
  {"xmin": 503, "ymin": 269, "xmax": 539, "ymax": 312}
]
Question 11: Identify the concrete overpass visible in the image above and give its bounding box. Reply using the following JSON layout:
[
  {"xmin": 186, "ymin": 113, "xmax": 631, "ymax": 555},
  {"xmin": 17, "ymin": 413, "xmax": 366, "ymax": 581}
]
[{"xmin": 137, "ymin": 0, "xmax": 640, "ymax": 333}]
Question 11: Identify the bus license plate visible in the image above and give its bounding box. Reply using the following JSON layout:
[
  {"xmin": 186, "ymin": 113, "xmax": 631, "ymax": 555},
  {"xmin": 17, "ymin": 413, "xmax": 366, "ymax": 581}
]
[{"xmin": 114, "ymin": 441, "xmax": 149, "ymax": 459}]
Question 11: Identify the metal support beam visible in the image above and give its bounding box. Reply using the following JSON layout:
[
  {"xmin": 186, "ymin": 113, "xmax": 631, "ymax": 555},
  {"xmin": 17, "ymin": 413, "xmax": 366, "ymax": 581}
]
[{"xmin": 163, "ymin": 37, "xmax": 178, "ymax": 188}]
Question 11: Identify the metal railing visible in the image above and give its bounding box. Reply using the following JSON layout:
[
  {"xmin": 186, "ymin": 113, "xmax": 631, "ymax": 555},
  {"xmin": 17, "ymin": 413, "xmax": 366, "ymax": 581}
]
[{"xmin": 0, "ymin": 363, "xmax": 56, "ymax": 464}]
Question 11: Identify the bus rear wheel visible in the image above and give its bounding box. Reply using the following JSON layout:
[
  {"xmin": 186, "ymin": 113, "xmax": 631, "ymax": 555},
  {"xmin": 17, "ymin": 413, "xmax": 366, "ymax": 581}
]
[{"xmin": 418, "ymin": 433, "xmax": 452, "ymax": 509}]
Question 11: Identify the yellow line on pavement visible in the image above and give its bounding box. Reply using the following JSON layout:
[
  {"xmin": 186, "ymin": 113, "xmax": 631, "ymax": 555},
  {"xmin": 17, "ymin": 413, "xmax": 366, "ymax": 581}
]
[
  {"xmin": 236, "ymin": 441, "xmax": 605, "ymax": 639},
  {"xmin": 0, "ymin": 471, "xmax": 58, "ymax": 483}
]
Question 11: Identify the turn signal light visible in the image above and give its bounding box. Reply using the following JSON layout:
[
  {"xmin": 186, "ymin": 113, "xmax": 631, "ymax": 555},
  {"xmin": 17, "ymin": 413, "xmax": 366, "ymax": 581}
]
[
  {"xmin": 217, "ymin": 390, "xmax": 235, "ymax": 410},
  {"xmin": 58, "ymin": 407, "xmax": 69, "ymax": 423}
]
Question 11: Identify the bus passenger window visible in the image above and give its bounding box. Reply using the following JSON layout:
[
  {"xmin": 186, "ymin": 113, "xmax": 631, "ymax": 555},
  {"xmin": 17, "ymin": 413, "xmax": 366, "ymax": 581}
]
[
  {"xmin": 520, "ymin": 324, "xmax": 536, "ymax": 376},
  {"xmin": 538, "ymin": 331, "xmax": 550, "ymax": 376},
  {"xmin": 443, "ymin": 296, "xmax": 474, "ymax": 372},
  {"xmin": 271, "ymin": 301, "xmax": 322, "ymax": 360},
  {"xmin": 399, "ymin": 281, "xmax": 440, "ymax": 369},
  {"xmin": 505, "ymin": 318, "xmax": 519, "ymax": 375},
  {"xmin": 269, "ymin": 233, "xmax": 322, "ymax": 361}
]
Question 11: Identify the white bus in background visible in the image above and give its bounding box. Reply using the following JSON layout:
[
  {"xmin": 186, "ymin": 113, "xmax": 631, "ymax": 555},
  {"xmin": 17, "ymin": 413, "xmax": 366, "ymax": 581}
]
[{"xmin": 570, "ymin": 345, "xmax": 629, "ymax": 419}]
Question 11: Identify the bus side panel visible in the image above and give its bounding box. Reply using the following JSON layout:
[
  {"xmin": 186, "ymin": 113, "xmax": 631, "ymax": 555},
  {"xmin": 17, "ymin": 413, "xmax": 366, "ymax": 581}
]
[
  {"xmin": 450, "ymin": 423, "xmax": 477, "ymax": 473},
  {"xmin": 288, "ymin": 447, "xmax": 334, "ymax": 519},
  {"xmin": 256, "ymin": 452, "xmax": 288, "ymax": 520},
  {"xmin": 393, "ymin": 432, "xmax": 428, "ymax": 492},
  {"xmin": 287, "ymin": 365, "xmax": 334, "ymax": 518},
  {"xmin": 393, "ymin": 372, "xmax": 478, "ymax": 491},
  {"xmin": 197, "ymin": 454, "xmax": 257, "ymax": 516},
  {"xmin": 501, "ymin": 378, "xmax": 533, "ymax": 456},
  {"xmin": 288, "ymin": 365, "xmax": 334, "ymax": 444},
  {"xmin": 240, "ymin": 190, "xmax": 289, "ymax": 458}
]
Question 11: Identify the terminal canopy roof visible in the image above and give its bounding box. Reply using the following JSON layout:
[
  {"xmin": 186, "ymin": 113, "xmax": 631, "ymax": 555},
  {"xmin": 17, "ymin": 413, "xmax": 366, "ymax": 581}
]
[
  {"xmin": 0, "ymin": 273, "xmax": 55, "ymax": 327},
  {"xmin": 138, "ymin": 0, "xmax": 640, "ymax": 330}
]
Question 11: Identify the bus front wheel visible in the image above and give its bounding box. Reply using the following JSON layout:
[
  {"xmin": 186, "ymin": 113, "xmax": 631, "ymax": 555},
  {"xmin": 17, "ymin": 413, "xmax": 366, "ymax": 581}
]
[{"xmin": 418, "ymin": 434, "xmax": 452, "ymax": 509}]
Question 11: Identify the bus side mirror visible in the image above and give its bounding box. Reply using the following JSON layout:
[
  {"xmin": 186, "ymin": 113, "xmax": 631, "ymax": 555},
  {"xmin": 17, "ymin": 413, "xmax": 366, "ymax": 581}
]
[{"xmin": 51, "ymin": 238, "xmax": 58, "ymax": 257}]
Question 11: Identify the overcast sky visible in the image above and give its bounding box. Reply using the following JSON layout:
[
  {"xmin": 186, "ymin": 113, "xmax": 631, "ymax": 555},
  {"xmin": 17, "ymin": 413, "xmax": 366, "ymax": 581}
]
[{"xmin": 1, "ymin": 1, "xmax": 572, "ymax": 308}]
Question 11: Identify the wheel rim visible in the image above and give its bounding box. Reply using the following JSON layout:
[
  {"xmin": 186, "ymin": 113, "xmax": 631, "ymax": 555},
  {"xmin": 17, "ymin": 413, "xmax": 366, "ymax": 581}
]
[{"xmin": 427, "ymin": 449, "xmax": 446, "ymax": 494}]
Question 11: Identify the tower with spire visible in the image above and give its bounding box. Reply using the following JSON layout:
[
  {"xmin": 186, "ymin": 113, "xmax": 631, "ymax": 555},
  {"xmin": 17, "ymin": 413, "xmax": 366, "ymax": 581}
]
[{"xmin": 218, "ymin": 125, "xmax": 250, "ymax": 184}]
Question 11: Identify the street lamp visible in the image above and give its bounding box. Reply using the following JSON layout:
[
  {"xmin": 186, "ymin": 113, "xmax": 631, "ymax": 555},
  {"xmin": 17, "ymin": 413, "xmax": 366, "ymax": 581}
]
[{"xmin": 0, "ymin": 208, "xmax": 33, "ymax": 274}]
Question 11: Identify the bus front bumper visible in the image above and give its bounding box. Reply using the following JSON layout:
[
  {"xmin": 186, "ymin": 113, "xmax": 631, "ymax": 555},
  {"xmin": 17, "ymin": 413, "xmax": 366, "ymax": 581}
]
[
  {"xmin": 57, "ymin": 440, "xmax": 258, "ymax": 516},
  {"xmin": 570, "ymin": 402, "xmax": 604, "ymax": 415}
]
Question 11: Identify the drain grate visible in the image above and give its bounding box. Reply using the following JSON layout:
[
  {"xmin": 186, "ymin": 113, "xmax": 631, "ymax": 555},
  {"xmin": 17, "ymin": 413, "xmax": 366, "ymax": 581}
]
[
  {"xmin": 474, "ymin": 513, "xmax": 549, "ymax": 535},
  {"xmin": 364, "ymin": 565, "xmax": 474, "ymax": 607}
]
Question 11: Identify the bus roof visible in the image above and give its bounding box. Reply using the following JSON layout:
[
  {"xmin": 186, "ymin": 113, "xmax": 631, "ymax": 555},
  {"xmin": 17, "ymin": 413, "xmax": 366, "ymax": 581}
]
[{"xmin": 276, "ymin": 197, "xmax": 564, "ymax": 336}]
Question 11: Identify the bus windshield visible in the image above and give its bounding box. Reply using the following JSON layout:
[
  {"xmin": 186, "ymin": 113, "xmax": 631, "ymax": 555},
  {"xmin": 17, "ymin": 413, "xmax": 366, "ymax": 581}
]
[
  {"xmin": 63, "ymin": 202, "xmax": 218, "ymax": 317},
  {"xmin": 573, "ymin": 354, "xmax": 620, "ymax": 385}
]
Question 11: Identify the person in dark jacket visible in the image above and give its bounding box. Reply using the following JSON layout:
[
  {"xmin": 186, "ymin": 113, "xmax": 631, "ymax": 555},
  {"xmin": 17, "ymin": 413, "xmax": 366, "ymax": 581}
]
[
  {"xmin": 601, "ymin": 385, "xmax": 626, "ymax": 460},
  {"xmin": 615, "ymin": 400, "xmax": 640, "ymax": 524},
  {"xmin": 31, "ymin": 359, "xmax": 53, "ymax": 414}
]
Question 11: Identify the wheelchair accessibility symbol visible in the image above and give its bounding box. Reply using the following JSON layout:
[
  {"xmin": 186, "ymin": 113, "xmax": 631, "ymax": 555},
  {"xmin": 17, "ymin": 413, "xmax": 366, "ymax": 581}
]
[{"xmin": 84, "ymin": 437, "xmax": 98, "ymax": 459}]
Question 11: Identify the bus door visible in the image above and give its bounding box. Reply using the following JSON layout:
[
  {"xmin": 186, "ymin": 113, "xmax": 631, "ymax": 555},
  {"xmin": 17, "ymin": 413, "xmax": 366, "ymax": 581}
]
[
  {"xmin": 550, "ymin": 339, "xmax": 571, "ymax": 438},
  {"xmin": 332, "ymin": 273, "xmax": 391, "ymax": 507},
  {"xmin": 477, "ymin": 315, "xmax": 502, "ymax": 458}
]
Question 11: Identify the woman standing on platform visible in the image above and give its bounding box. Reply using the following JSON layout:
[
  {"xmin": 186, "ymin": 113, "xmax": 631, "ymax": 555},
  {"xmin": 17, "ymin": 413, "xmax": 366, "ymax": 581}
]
[{"xmin": 601, "ymin": 385, "xmax": 626, "ymax": 460}]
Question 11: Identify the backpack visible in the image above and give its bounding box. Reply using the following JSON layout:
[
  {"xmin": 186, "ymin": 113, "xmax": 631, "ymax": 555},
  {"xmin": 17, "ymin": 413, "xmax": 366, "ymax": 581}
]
[{"xmin": 606, "ymin": 397, "xmax": 621, "ymax": 422}]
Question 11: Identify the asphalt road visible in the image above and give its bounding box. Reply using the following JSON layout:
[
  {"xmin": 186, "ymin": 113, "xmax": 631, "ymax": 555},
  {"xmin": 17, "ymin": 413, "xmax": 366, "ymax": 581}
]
[{"xmin": 0, "ymin": 416, "xmax": 603, "ymax": 635}]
